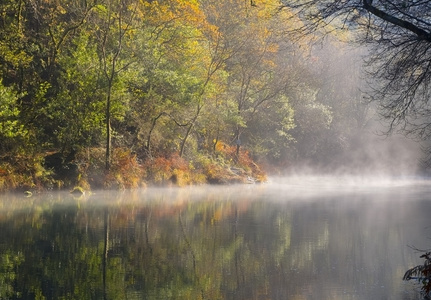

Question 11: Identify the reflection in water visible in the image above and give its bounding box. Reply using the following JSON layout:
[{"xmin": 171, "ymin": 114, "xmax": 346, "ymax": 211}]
[{"xmin": 0, "ymin": 177, "xmax": 430, "ymax": 299}]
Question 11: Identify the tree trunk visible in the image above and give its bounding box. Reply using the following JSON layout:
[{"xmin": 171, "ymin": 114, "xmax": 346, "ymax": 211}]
[
  {"xmin": 147, "ymin": 113, "xmax": 164, "ymax": 158},
  {"xmin": 180, "ymin": 122, "xmax": 195, "ymax": 158},
  {"xmin": 105, "ymin": 84, "xmax": 112, "ymax": 170},
  {"xmin": 179, "ymin": 105, "xmax": 201, "ymax": 157},
  {"xmin": 235, "ymin": 127, "xmax": 241, "ymax": 161}
]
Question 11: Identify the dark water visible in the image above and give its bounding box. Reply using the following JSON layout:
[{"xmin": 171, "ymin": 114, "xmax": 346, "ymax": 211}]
[{"xmin": 0, "ymin": 176, "xmax": 430, "ymax": 299}]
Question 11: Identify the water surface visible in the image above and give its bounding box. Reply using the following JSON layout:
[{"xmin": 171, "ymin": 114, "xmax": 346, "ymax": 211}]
[{"xmin": 0, "ymin": 176, "xmax": 430, "ymax": 299}]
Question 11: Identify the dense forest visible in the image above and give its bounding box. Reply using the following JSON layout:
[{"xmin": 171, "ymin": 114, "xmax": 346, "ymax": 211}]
[{"xmin": 0, "ymin": 0, "xmax": 394, "ymax": 191}]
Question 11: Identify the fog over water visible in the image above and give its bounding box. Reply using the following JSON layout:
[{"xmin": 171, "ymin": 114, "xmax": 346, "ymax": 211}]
[{"xmin": 1, "ymin": 177, "xmax": 431, "ymax": 299}]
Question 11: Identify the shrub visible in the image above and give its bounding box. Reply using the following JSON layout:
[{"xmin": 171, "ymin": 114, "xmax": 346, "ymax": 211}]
[
  {"xmin": 213, "ymin": 141, "xmax": 267, "ymax": 183},
  {"xmin": 107, "ymin": 148, "xmax": 144, "ymax": 189},
  {"xmin": 0, "ymin": 154, "xmax": 56, "ymax": 192},
  {"xmin": 143, "ymin": 153, "xmax": 192, "ymax": 186},
  {"xmin": 75, "ymin": 147, "xmax": 144, "ymax": 190}
]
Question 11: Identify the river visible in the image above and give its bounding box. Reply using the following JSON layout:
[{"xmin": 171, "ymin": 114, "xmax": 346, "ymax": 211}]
[{"xmin": 0, "ymin": 176, "xmax": 430, "ymax": 299}]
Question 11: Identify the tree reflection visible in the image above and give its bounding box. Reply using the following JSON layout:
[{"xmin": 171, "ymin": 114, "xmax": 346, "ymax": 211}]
[
  {"xmin": 0, "ymin": 251, "xmax": 23, "ymax": 299},
  {"xmin": 0, "ymin": 187, "xmax": 425, "ymax": 299},
  {"xmin": 0, "ymin": 190, "xmax": 284, "ymax": 299}
]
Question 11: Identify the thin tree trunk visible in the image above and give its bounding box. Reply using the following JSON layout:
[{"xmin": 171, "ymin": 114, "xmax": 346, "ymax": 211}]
[
  {"xmin": 180, "ymin": 122, "xmax": 195, "ymax": 158},
  {"xmin": 235, "ymin": 127, "xmax": 241, "ymax": 160},
  {"xmin": 179, "ymin": 105, "xmax": 201, "ymax": 158},
  {"xmin": 105, "ymin": 84, "xmax": 112, "ymax": 170},
  {"xmin": 147, "ymin": 112, "xmax": 165, "ymax": 158}
]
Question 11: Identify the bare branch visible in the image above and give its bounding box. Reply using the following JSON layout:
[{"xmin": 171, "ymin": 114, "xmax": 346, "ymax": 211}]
[{"xmin": 362, "ymin": 0, "xmax": 431, "ymax": 41}]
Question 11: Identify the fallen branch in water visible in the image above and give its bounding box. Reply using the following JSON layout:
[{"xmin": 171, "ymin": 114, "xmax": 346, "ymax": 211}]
[{"xmin": 403, "ymin": 250, "xmax": 431, "ymax": 298}]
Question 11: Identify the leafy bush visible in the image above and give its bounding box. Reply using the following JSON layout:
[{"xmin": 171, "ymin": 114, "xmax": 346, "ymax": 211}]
[
  {"xmin": 143, "ymin": 153, "xmax": 192, "ymax": 186},
  {"xmin": 106, "ymin": 148, "xmax": 145, "ymax": 189},
  {"xmin": 0, "ymin": 155, "xmax": 56, "ymax": 192},
  {"xmin": 213, "ymin": 141, "xmax": 267, "ymax": 183},
  {"xmin": 0, "ymin": 82, "xmax": 29, "ymax": 154},
  {"xmin": 75, "ymin": 148, "xmax": 144, "ymax": 190}
]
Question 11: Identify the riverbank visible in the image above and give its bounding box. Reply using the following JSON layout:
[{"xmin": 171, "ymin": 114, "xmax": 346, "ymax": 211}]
[{"xmin": 0, "ymin": 145, "xmax": 266, "ymax": 193}]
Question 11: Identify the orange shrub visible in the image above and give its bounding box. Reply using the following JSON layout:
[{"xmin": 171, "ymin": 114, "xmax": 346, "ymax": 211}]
[
  {"xmin": 143, "ymin": 153, "xmax": 192, "ymax": 186},
  {"xmin": 214, "ymin": 141, "xmax": 267, "ymax": 182},
  {"xmin": 76, "ymin": 148, "xmax": 144, "ymax": 190},
  {"xmin": 106, "ymin": 148, "xmax": 144, "ymax": 189}
]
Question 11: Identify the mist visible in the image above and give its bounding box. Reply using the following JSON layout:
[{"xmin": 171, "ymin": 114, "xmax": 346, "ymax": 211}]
[{"xmin": 281, "ymin": 37, "xmax": 426, "ymax": 178}]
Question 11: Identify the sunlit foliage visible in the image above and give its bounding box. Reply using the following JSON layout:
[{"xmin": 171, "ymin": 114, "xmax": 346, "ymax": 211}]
[{"xmin": 0, "ymin": 0, "xmax": 372, "ymax": 189}]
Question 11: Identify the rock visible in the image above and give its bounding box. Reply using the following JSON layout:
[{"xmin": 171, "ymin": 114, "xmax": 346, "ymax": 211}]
[{"xmin": 70, "ymin": 186, "xmax": 85, "ymax": 195}]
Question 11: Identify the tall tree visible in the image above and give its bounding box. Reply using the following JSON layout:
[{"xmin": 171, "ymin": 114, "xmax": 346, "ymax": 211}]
[
  {"xmin": 204, "ymin": 0, "xmax": 298, "ymax": 159},
  {"xmin": 92, "ymin": 0, "xmax": 138, "ymax": 170},
  {"xmin": 127, "ymin": 0, "xmax": 222, "ymax": 159},
  {"xmin": 54, "ymin": 33, "xmax": 106, "ymax": 152}
]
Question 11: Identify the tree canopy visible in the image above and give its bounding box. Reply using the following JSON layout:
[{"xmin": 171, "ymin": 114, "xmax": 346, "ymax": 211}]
[{"xmin": 0, "ymin": 0, "xmax": 421, "ymax": 190}]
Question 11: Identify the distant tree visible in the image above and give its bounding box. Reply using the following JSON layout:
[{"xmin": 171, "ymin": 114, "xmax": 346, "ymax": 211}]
[
  {"xmin": 204, "ymin": 0, "xmax": 298, "ymax": 160},
  {"xmin": 302, "ymin": 38, "xmax": 373, "ymax": 167},
  {"xmin": 280, "ymin": 0, "xmax": 431, "ymax": 141}
]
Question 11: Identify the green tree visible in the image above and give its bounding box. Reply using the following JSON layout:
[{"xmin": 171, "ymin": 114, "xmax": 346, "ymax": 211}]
[
  {"xmin": 203, "ymin": 0, "xmax": 298, "ymax": 161},
  {"xmin": 90, "ymin": 0, "xmax": 139, "ymax": 170},
  {"xmin": 126, "ymin": 0, "xmax": 222, "ymax": 159},
  {"xmin": 54, "ymin": 34, "xmax": 106, "ymax": 152},
  {"xmin": 0, "ymin": 81, "xmax": 28, "ymax": 153}
]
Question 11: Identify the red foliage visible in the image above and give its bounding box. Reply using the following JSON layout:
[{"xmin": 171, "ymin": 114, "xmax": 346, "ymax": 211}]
[
  {"xmin": 143, "ymin": 153, "xmax": 191, "ymax": 186},
  {"xmin": 105, "ymin": 148, "xmax": 144, "ymax": 189}
]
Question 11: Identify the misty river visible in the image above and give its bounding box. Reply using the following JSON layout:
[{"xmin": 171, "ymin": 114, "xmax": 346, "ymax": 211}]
[{"xmin": 1, "ymin": 176, "xmax": 430, "ymax": 299}]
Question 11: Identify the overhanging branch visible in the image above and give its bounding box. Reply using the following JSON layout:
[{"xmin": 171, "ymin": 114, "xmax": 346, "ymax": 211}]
[{"xmin": 362, "ymin": 0, "xmax": 431, "ymax": 41}]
